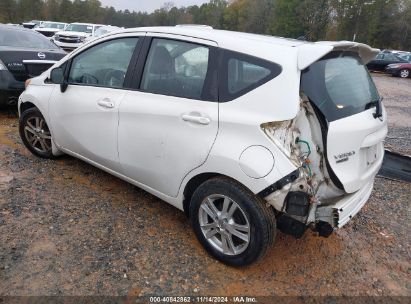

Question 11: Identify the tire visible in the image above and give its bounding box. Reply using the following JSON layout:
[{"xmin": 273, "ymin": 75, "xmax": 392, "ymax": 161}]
[
  {"xmin": 19, "ymin": 108, "xmax": 55, "ymax": 159},
  {"xmin": 189, "ymin": 177, "xmax": 276, "ymax": 266},
  {"xmin": 399, "ymin": 69, "xmax": 410, "ymax": 78}
]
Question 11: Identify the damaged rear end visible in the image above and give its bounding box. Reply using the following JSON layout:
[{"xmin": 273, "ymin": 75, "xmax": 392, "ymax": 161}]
[{"xmin": 261, "ymin": 41, "xmax": 387, "ymax": 238}]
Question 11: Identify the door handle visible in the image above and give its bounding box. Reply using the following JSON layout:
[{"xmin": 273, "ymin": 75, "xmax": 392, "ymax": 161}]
[
  {"xmin": 97, "ymin": 99, "xmax": 114, "ymax": 109},
  {"xmin": 181, "ymin": 113, "xmax": 211, "ymax": 125}
]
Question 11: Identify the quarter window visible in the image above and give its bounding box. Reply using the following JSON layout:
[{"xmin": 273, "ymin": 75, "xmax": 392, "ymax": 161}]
[
  {"xmin": 228, "ymin": 59, "xmax": 271, "ymax": 94},
  {"xmin": 68, "ymin": 38, "xmax": 138, "ymax": 88},
  {"xmin": 220, "ymin": 50, "xmax": 282, "ymax": 102},
  {"xmin": 141, "ymin": 38, "xmax": 210, "ymax": 100}
]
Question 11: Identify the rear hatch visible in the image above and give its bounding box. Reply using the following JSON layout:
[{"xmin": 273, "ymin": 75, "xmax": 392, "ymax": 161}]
[
  {"xmin": 1, "ymin": 48, "xmax": 65, "ymax": 82},
  {"xmin": 301, "ymin": 50, "xmax": 387, "ymax": 193}
]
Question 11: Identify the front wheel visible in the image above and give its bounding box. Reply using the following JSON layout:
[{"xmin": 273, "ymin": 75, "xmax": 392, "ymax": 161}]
[
  {"xmin": 19, "ymin": 108, "xmax": 55, "ymax": 159},
  {"xmin": 399, "ymin": 69, "xmax": 410, "ymax": 78},
  {"xmin": 189, "ymin": 178, "xmax": 276, "ymax": 266}
]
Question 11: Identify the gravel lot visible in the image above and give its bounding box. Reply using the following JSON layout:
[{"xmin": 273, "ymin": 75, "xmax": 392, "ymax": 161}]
[{"xmin": 0, "ymin": 74, "xmax": 410, "ymax": 297}]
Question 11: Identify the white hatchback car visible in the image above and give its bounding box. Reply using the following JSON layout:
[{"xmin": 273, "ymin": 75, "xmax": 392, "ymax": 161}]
[{"xmin": 18, "ymin": 26, "xmax": 387, "ymax": 266}]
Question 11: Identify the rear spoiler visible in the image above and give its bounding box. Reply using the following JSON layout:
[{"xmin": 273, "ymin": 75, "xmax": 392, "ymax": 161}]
[{"xmin": 297, "ymin": 41, "xmax": 380, "ymax": 70}]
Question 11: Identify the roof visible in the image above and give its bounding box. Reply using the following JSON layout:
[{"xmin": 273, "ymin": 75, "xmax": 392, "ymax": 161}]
[
  {"xmin": 115, "ymin": 26, "xmax": 379, "ymax": 67},
  {"xmin": 121, "ymin": 26, "xmax": 306, "ymax": 48},
  {"xmin": 70, "ymin": 22, "xmax": 104, "ymax": 26}
]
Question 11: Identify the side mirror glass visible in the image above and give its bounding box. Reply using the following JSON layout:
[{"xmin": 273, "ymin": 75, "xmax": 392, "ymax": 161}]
[{"xmin": 50, "ymin": 67, "xmax": 64, "ymax": 84}]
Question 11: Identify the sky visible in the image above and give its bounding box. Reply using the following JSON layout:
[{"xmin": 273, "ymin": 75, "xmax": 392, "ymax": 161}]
[{"xmin": 99, "ymin": 0, "xmax": 210, "ymax": 13}]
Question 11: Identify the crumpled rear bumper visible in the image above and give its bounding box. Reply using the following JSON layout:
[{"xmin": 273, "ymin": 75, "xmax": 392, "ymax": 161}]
[{"xmin": 316, "ymin": 180, "xmax": 374, "ymax": 228}]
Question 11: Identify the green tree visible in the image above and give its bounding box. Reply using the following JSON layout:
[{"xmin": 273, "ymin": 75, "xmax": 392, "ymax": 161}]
[
  {"xmin": 269, "ymin": 0, "xmax": 307, "ymax": 38},
  {"xmin": 1, "ymin": 0, "xmax": 409, "ymax": 50}
]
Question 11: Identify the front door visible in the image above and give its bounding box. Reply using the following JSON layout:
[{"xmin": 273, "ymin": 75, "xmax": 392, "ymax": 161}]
[
  {"xmin": 49, "ymin": 37, "xmax": 141, "ymax": 170},
  {"xmin": 118, "ymin": 36, "xmax": 219, "ymax": 197}
]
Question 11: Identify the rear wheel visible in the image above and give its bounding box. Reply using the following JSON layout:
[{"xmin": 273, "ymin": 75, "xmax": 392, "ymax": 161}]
[
  {"xmin": 189, "ymin": 177, "xmax": 276, "ymax": 266},
  {"xmin": 399, "ymin": 69, "xmax": 410, "ymax": 78},
  {"xmin": 19, "ymin": 108, "xmax": 55, "ymax": 159}
]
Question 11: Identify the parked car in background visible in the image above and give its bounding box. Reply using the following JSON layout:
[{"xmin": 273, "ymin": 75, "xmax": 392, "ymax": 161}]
[
  {"xmin": 366, "ymin": 52, "xmax": 408, "ymax": 72},
  {"xmin": 35, "ymin": 21, "xmax": 68, "ymax": 37},
  {"xmin": 385, "ymin": 62, "xmax": 411, "ymax": 78},
  {"xmin": 22, "ymin": 20, "xmax": 43, "ymax": 29},
  {"xmin": 18, "ymin": 26, "xmax": 386, "ymax": 266},
  {"xmin": 84, "ymin": 25, "xmax": 121, "ymax": 42},
  {"xmin": 0, "ymin": 25, "xmax": 66, "ymax": 106},
  {"xmin": 52, "ymin": 23, "xmax": 103, "ymax": 51}
]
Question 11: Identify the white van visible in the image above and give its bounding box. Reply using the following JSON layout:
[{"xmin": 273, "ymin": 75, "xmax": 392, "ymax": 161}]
[{"xmin": 18, "ymin": 26, "xmax": 387, "ymax": 266}]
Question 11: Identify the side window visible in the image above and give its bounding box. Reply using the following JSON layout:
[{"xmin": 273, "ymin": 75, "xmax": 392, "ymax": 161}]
[
  {"xmin": 220, "ymin": 50, "xmax": 282, "ymax": 102},
  {"xmin": 376, "ymin": 53, "xmax": 383, "ymax": 60},
  {"xmin": 384, "ymin": 53, "xmax": 397, "ymax": 61},
  {"xmin": 68, "ymin": 38, "xmax": 138, "ymax": 88},
  {"xmin": 228, "ymin": 59, "xmax": 271, "ymax": 94},
  {"xmin": 141, "ymin": 38, "xmax": 210, "ymax": 100}
]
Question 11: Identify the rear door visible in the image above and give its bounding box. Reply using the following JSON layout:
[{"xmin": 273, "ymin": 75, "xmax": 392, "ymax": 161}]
[
  {"xmin": 366, "ymin": 53, "xmax": 383, "ymax": 71},
  {"xmin": 118, "ymin": 35, "xmax": 219, "ymax": 197},
  {"xmin": 302, "ymin": 51, "xmax": 387, "ymax": 193}
]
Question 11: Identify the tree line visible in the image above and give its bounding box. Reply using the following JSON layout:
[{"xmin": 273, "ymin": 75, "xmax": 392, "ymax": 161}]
[{"xmin": 0, "ymin": 0, "xmax": 410, "ymax": 50}]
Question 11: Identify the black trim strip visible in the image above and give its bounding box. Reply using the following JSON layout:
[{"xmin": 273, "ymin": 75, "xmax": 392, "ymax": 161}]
[{"xmin": 258, "ymin": 169, "xmax": 300, "ymax": 198}]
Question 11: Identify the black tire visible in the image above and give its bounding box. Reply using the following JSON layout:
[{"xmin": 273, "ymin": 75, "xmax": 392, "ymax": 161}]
[
  {"xmin": 399, "ymin": 69, "xmax": 410, "ymax": 78},
  {"xmin": 19, "ymin": 108, "xmax": 55, "ymax": 159},
  {"xmin": 189, "ymin": 177, "xmax": 276, "ymax": 266}
]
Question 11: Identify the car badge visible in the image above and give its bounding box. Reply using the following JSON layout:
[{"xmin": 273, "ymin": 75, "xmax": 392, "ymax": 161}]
[{"xmin": 37, "ymin": 52, "xmax": 46, "ymax": 59}]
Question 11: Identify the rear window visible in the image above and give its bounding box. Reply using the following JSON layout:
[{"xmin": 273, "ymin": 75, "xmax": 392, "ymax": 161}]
[
  {"xmin": 220, "ymin": 50, "xmax": 282, "ymax": 102},
  {"xmin": 41, "ymin": 22, "xmax": 66, "ymax": 30},
  {"xmin": 301, "ymin": 52, "xmax": 380, "ymax": 122},
  {"xmin": 0, "ymin": 28, "xmax": 59, "ymax": 49}
]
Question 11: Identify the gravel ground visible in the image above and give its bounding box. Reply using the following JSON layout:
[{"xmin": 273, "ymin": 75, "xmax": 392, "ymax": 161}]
[
  {"xmin": 372, "ymin": 73, "xmax": 411, "ymax": 155},
  {"xmin": 0, "ymin": 74, "xmax": 410, "ymax": 297}
]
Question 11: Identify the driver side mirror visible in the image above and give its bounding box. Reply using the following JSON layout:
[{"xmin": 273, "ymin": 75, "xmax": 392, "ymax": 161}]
[
  {"xmin": 50, "ymin": 67, "xmax": 68, "ymax": 93},
  {"xmin": 50, "ymin": 67, "xmax": 64, "ymax": 84}
]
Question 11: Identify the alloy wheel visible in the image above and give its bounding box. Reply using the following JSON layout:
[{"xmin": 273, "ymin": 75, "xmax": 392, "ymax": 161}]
[
  {"xmin": 198, "ymin": 194, "xmax": 250, "ymax": 256},
  {"xmin": 400, "ymin": 69, "xmax": 409, "ymax": 78},
  {"xmin": 23, "ymin": 116, "xmax": 52, "ymax": 153}
]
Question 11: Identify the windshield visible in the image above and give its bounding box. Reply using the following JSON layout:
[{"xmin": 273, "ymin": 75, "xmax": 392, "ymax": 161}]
[
  {"xmin": 301, "ymin": 51, "xmax": 380, "ymax": 121},
  {"xmin": 0, "ymin": 28, "xmax": 59, "ymax": 49},
  {"xmin": 41, "ymin": 22, "xmax": 66, "ymax": 29},
  {"xmin": 65, "ymin": 24, "xmax": 93, "ymax": 33}
]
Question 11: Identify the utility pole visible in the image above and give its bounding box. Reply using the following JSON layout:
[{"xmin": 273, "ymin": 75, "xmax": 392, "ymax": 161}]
[{"xmin": 353, "ymin": 0, "xmax": 373, "ymax": 42}]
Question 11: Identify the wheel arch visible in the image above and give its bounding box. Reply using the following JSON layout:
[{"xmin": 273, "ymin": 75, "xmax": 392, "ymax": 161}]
[
  {"xmin": 182, "ymin": 172, "xmax": 256, "ymax": 218},
  {"xmin": 19, "ymin": 101, "xmax": 38, "ymax": 116}
]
